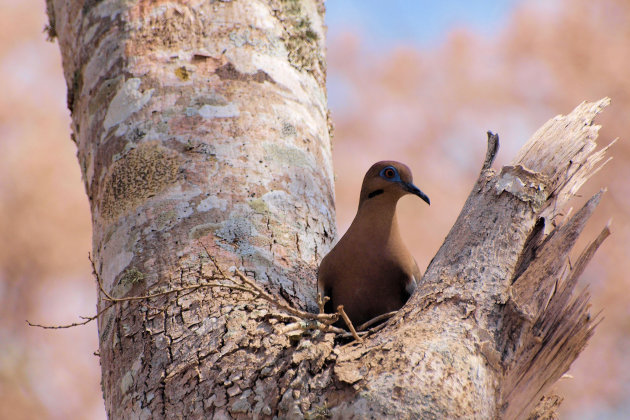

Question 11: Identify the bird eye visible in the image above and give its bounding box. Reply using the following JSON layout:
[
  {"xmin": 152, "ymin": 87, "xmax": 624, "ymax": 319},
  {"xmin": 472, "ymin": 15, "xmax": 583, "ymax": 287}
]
[{"xmin": 384, "ymin": 168, "xmax": 396, "ymax": 178}]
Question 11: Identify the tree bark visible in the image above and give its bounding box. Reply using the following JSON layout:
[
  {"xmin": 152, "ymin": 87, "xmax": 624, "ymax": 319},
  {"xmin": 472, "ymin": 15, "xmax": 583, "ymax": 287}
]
[
  {"xmin": 47, "ymin": 1, "xmax": 611, "ymax": 418},
  {"xmin": 47, "ymin": 0, "xmax": 334, "ymax": 418}
]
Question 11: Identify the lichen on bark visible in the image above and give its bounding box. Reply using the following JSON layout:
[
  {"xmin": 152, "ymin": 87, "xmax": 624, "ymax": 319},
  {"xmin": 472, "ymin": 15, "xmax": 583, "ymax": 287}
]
[{"xmin": 269, "ymin": 0, "xmax": 326, "ymax": 84}]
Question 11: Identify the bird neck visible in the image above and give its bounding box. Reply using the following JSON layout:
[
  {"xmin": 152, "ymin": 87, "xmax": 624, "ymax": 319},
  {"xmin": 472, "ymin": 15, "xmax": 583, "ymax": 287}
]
[{"xmin": 353, "ymin": 198, "xmax": 401, "ymax": 240}]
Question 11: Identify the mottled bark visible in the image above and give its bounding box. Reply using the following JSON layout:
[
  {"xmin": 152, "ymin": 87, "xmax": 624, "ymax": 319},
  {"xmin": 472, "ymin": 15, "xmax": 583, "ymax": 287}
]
[
  {"xmin": 48, "ymin": 0, "xmax": 611, "ymax": 418},
  {"xmin": 48, "ymin": 0, "xmax": 334, "ymax": 418}
]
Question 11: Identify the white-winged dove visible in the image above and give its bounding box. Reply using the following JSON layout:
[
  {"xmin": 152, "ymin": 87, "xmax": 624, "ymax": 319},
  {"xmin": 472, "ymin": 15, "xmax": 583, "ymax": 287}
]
[{"xmin": 317, "ymin": 161, "xmax": 430, "ymax": 327}]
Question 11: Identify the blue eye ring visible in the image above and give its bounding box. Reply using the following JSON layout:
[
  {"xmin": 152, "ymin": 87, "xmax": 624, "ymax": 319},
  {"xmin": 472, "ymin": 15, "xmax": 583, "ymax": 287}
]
[{"xmin": 380, "ymin": 166, "xmax": 400, "ymax": 181}]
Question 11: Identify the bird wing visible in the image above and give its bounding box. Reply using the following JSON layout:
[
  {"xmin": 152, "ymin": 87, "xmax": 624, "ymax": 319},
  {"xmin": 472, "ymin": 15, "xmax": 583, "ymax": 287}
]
[{"xmin": 405, "ymin": 258, "xmax": 422, "ymax": 296}]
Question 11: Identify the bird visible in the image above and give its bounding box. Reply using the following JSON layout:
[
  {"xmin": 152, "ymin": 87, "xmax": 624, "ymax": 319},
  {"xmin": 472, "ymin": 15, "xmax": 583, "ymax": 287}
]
[{"xmin": 317, "ymin": 161, "xmax": 430, "ymax": 329}]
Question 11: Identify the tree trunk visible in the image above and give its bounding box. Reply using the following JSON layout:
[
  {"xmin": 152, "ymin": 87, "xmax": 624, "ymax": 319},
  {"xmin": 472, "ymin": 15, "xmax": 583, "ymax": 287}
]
[
  {"xmin": 47, "ymin": 1, "xmax": 611, "ymax": 418},
  {"xmin": 47, "ymin": 0, "xmax": 334, "ymax": 418}
]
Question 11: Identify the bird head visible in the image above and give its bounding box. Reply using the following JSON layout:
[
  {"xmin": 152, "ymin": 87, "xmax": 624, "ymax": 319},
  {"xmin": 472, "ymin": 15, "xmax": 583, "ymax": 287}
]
[{"xmin": 359, "ymin": 161, "xmax": 430, "ymax": 206}]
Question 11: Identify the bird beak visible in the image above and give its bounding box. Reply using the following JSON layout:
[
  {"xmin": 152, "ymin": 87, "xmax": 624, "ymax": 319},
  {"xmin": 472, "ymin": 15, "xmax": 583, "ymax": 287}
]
[{"xmin": 402, "ymin": 182, "xmax": 430, "ymax": 205}]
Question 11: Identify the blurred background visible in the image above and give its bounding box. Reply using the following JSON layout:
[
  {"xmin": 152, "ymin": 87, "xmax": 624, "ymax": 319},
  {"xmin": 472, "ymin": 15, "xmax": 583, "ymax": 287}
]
[{"xmin": 1, "ymin": 0, "xmax": 628, "ymax": 418}]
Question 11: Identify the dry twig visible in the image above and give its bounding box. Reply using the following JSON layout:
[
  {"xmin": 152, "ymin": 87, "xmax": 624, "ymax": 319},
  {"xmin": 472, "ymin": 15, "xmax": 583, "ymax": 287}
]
[
  {"xmin": 28, "ymin": 247, "xmax": 388, "ymax": 344},
  {"xmin": 27, "ymin": 249, "xmax": 345, "ymax": 337},
  {"xmin": 317, "ymin": 292, "xmax": 330, "ymax": 314},
  {"xmin": 26, "ymin": 301, "xmax": 117, "ymax": 330},
  {"xmin": 357, "ymin": 311, "xmax": 397, "ymax": 331},
  {"xmin": 337, "ymin": 305, "xmax": 363, "ymax": 342}
]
